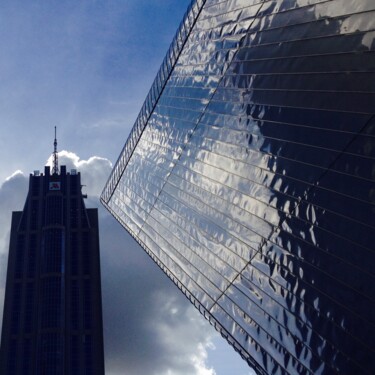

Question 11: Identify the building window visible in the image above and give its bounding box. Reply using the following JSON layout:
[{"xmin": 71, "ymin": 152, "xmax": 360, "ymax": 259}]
[
  {"xmin": 70, "ymin": 232, "xmax": 79, "ymax": 276},
  {"xmin": 40, "ymin": 277, "xmax": 62, "ymax": 329},
  {"xmin": 83, "ymin": 334, "xmax": 93, "ymax": 375},
  {"xmin": 82, "ymin": 233, "xmax": 91, "ymax": 275},
  {"xmin": 27, "ymin": 234, "xmax": 37, "ymax": 278},
  {"xmin": 38, "ymin": 333, "xmax": 63, "ymax": 375},
  {"xmin": 15, "ymin": 235, "xmax": 25, "ymax": 279},
  {"xmin": 11, "ymin": 283, "xmax": 22, "ymax": 334},
  {"xmin": 30, "ymin": 199, "xmax": 39, "ymax": 230},
  {"xmin": 45, "ymin": 195, "xmax": 63, "ymax": 225},
  {"xmin": 70, "ymin": 176, "xmax": 79, "ymax": 195},
  {"xmin": 7, "ymin": 339, "xmax": 18, "ymax": 374},
  {"xmin": 32, "ymin": 177, "xmax": 40, "ymax": 197},
  {"xmin": 71, "ymin": 280, "xmax": 79, "ymax": 331},
  {"xmin": 24, "ymin": 282, "xmax": 34, "ymax": 333},
  {"xmin": 70, "ymin": 198, "xmax": 78, "ymax": 228},
  {"xmin": 23, "ymin": 338, "xmax": 32, "ymax": 375},
  {"xmin": 42, "ymin": 229, "xmax": 64, "ymax": 273},
  {"xmin": 83, "ymin": 280, "xmax": 92, "ymax": 330},
  {"xmin": 71, "ymin": 335, "xmax": 80, "ymax": 374}
]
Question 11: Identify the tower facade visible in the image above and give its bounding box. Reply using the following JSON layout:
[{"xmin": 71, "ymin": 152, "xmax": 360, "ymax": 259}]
[
  {"xmin": 101, "ymin": 0, "xmax": 375, "ymax": 374},
  {"xmin": 0, "ymin": 164, "xmax": 104, "ymax": 374}
]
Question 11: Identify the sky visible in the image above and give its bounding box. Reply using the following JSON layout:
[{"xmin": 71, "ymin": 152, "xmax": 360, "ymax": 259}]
[{"xmin": 0, "ymin": 1, "xmax": 255, "ymax": 374}]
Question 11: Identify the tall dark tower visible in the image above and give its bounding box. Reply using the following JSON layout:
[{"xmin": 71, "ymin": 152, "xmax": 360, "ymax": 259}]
[{"xmin": 0, "ymin": 132, "xmax": 104, "ymax": 375}]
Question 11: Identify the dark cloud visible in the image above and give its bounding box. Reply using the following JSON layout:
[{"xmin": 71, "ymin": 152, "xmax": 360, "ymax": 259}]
[
  {"xmin": 0, "ymin": 170, "xmax": 28, "ymax": 259},
  {"xmin": 99, "ymin": 208, "xmax": 216, "ymax": 375},
  {"xmin": 0, "ymin": 171, "xmax": 28, "ymax": 338}
]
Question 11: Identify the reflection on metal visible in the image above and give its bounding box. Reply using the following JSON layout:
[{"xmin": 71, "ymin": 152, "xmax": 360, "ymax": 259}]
[{"xmin": 101, "ymin": 0, "xmax": 375, "ymax": 374}]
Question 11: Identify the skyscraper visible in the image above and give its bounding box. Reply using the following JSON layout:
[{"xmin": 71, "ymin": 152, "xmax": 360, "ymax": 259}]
[
  {"xmin": 101, "ymin": 0, "xmax": 375, "ymax": 374},
  {"xmin": 0, "ymin": 132, "xmax": 104, "ymax": 375}
]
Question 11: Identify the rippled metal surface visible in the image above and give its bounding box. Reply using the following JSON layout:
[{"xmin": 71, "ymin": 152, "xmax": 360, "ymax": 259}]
[{"xmin": 102, "ymin": 0, "xmax": 375, "ymax": 373}]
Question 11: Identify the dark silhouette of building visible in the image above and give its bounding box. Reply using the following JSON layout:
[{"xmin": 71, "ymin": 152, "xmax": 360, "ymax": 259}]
[
  {"xmin": 101, "ymin": 1, "xmax": 375, "ymax": 374},
  {"xmin": 0, "ymin": 133, "xmax": 104, "ymax": 374}
]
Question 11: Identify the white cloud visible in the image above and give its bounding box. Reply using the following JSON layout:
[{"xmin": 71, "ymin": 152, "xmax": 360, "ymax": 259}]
[
  {"xmin": 5, "ymin": 170, "xmax": 24, "ymax": 182},
  {"xmin": 147, "ymin": 291, "xmax": 216, "ymax": 375},
  {"xmin": 46, "ymin": 150, "xmax": 112, "ymax": 197}
]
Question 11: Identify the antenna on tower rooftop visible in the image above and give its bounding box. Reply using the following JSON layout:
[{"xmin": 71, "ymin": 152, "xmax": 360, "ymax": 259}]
[{"xmin": 53, "ymin": 126, "xmax": 59, "ymax": 175}]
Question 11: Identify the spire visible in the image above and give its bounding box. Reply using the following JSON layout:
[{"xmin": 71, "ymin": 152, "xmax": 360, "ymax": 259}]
[{"xmin": 53, "ymin": 126, "xmax": 59, "ymax": 175}]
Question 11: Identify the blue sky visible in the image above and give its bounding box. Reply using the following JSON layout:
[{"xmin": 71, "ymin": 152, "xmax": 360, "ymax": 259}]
[
  {"xmin": 0, "ymin": 1, "xmax": 255, "ymax": 374},
  {"xmin": 0, "ymin": 0, "xmax": 187, "ymax": 181}
]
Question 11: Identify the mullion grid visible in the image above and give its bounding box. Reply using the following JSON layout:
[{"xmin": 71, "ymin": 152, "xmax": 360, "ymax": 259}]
[
  {"xmin": 135, "ymin": 126, "xmax": 375, "ymax": 284},
  {"xmin": 139, "ymin": 223, "xmax": 217, "ymax": 310},
  {"xmin": 174, "ymin": 150, "xmax": 375, "ymax": 305},
  {"xmin": 159, "ymin": 151, "xmax": 375, "ymax": 352},
  {"xmin": 139, "ymin": 195, "xmax": 321, "ymax": 374},
  {"xmin": 184, "ymin": 130, "xmax": 375, "ymax": 235},
  {"xmin": 141, "ymin": 92, "xmax": 375, "ymax": 310},
  {"xmin": 144, "ymin": 213, "xmax": 229, "ymax": 294},
  {"xmin": 149, "ymin": 183, "xmax": 355, "ymax": 372},
  {"xmin": 163, "ymin": 160, "xmax": 374, "ymax": 318},
  {"xmin": 119, "ymin": 152, "xmax": 250, "ymax": 270},
  {"xmin": 150, "ymin": 98, "xmax": 374, "ymax": 192},
  {"xmin": 172, "ymin": 150, "xmax": 375, "ymax": 296},
  {"xmin": 101, "ymin": 0, "xmax": 207, "ymax": 203}
]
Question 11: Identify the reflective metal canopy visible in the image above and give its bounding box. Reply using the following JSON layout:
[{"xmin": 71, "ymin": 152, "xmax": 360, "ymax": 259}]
[{"xmin": 102, "ymin": 1, "xmax": 375, "ymax": 374}]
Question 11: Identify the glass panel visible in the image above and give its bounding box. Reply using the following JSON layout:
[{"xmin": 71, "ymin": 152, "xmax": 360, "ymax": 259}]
[{"xmin": 102, "ymin": 1, "xmax": 375, "ymax": 373}]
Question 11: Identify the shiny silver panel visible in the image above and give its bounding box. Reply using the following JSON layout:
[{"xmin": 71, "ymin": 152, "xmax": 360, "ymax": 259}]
[{"xmin": 102, "ymin": 0, "xmax": 375, "ymax": 373}]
